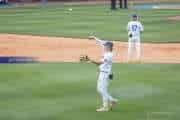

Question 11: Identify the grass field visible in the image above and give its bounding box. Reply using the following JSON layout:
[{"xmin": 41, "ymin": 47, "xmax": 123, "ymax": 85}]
[
  {"xmin": 0, "ymin": 63, "xmax": 180, "ymax": 120},
  {"xmin": 0, "ymin": 3, "xmax": 180, "ymax": 120},
  {"xmin": 0, "ymin": 4, "xmax": 180, "ymax": 42}
]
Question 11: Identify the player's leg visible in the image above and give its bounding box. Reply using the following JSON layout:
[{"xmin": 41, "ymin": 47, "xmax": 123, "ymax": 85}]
[
  {"xmin": 107, "ymin": 91, "xmax": 118, "ymax": 110},
  {"xmin": 128, "ymin": 38, "xmax": 133, "ymax": 62},
  {"xmin": 97, "ymin": 72, "xmax": 108, "ymax": 111},
  {"xmin": 135, "ymin": 38, "xmax": 141, "ymax": 62},
  {"xmin": 119, "ymin": 0, "xmax": 123, "ymax": 8},
  {"xmin": 96, "ymin": 72, "xmax": 109, "ymax": 112},
  {"xmin": 104, "ymin": 77, "xmax": 118, "ymax": 110},
  {"xmin": 111, "ymin": 0, "xmax": 117, "ymax": 10},
  {"xmin": 100, "ymin": 73, "xmax": 117, "ymax": 111},
  {"xmin": 124, "ymin": 0, "xmax": 128, "ymax": 8},
  {"xmin": 101, "ymin": 76, "xmax": 110, "ymax": 109},
  {"xmin": 127, "ymin": 39, "xmax": 131, "ymax": 62}
]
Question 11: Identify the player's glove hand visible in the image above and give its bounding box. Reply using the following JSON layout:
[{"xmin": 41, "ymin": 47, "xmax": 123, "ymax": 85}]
[
  {"xmin": 129, "ymin": 34, "xmax": 133, "ymax": 38},
  {"xmin": 128, "ymin": 32, "xmax": 133, "ymax": 38},
  {"xmin": 80, "ymin": 55, "xmax": 90, "ymax": 63},
  {"xmin": 109, "ymin": 73, "xmax": 113, "ymax": 80}
]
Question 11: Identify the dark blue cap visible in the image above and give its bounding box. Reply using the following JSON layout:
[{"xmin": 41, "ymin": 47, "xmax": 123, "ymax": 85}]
[
  {"xmin": 104, "ymin": 41, "xmax": 113, "ymax": 48},
  {"xmin": 132, "ymin": 14, "xmax": 138, "ymax": 18}
]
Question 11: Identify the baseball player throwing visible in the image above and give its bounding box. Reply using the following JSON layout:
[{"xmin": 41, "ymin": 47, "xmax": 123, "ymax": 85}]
[
  {"xmin": 127, "ymin": 14, "xmax": 144, "ymax": 62},
  {"xmin": 88, "ymin": 36, "xmax": 118, "ymax": 112}
]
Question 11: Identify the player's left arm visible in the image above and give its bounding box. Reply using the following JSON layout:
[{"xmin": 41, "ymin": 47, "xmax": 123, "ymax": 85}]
[
  {"xmin": 79, "ymin": 55, "xmax": 102, "ymax": 65},
  {"xmin": 89, "ymin": 55, "xmax": 107, "ymax": 66},
  {"xmin": 90, "ymin": 59, "xmax": 103, "ymax": 66},
  {"xmin": 127, "ymin": 22, "xmax": 131, "ymax": 32}
]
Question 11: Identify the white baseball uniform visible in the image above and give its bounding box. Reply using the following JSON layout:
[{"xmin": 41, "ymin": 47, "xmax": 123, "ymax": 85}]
[
  {"xmin": 95, "ymin": 38, "xmax": 116, "ymax": 108},
  {"xmin": 127, "ymin": 20, "xmax": 144, "ymax": 62}
]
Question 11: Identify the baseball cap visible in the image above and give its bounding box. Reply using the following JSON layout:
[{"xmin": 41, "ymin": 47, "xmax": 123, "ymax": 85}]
[
  {"xmin": 132, "ymin": 14, "xmax": 138, "ymax": 18},
  {"xmin": 104, "ymin": 41, "xmax": 113, "ymax": 48}
]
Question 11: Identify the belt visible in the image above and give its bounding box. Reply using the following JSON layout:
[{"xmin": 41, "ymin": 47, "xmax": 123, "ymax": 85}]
[{"xmin": 100, "ymin": 71, "xmax": 109, "ymax": 73}]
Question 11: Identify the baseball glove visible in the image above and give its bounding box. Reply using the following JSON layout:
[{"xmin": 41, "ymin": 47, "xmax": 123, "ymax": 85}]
[
  {"xmin": 129, "ymin": 34, "xmax": 133, "ymax": 38},
  {"xmin": 128, "ymin": 32, "xmax": 133, "ymax": 38},
  {"xmin": 80, "ymin": 55, "xmax": 90, "ymax": 62},
  {"xmin": 109, "ymin": 73, "xmax": 113, "ymax": 80}
]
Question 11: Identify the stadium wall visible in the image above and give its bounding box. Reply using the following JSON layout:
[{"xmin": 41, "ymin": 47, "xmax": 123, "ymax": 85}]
[{"xmin": 7, "ymin": 0, "xmax": 180, "ymax": 2}]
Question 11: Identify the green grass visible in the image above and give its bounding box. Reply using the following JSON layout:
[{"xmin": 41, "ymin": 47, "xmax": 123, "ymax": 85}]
[
  {"xmin": 0, "ymin": 63, "xmax": 180, "ymax": 120},
  {"xmin": 0, "ymin": 4, "xmax": 180, "ymax": 42}
]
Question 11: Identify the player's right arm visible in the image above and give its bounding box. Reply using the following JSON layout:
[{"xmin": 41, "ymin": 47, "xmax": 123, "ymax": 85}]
[
  {"xmin": 89, "ymin": 36, "xmax": 106, "ymax": 47},
  {"xmin": 127, "ymin": 22, "xmax": 133, "ymax": 37},
  {"xmin": 127, "ymin": 22, "xmax": 131, "ymax": 32}
]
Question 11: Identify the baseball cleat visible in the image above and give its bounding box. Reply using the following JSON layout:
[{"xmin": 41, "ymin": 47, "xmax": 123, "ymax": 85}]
[
  {"xmin": 96, "ymin": 107, "xmax": 109, "ymax": 112},
  {"xmin": 109, "ymin": 99, "xmax": 118, "ymax": 110}
]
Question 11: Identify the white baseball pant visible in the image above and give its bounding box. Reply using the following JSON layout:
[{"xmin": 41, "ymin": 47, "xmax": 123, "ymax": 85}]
[
  {"xmin": 97, "ymin": 71, "xmax": 115, "ymax": 108},
  {"xmin": 128, "ymin": 37, "xmax": 141, "ymax": 62}
]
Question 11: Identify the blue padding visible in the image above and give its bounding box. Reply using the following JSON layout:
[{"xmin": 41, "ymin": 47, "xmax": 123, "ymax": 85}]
[
  {"xmin": 0, "ymin": 56, "xmax": 37, "ymax": 63},
  {"xmin": 133, "ymin": 4, "xmax": 154, "ymax": 10}
]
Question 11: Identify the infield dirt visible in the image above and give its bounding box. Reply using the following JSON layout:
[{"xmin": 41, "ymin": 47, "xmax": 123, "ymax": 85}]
[
  {"xmin": 167, "ymin": 16, "xmax": 180, "ymax": 21},
  {"xmin": 0, "ymin": 34, "xmax": 180, "ymax": 63}
]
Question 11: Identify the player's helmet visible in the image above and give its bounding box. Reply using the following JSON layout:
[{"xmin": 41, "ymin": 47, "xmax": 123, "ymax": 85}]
[{"xmin": 104, "ymin": 41, "xmax": 113, "ymax": 48}]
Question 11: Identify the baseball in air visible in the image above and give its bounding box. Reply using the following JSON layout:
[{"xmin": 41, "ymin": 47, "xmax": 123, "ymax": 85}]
[{"xmin": 68, "ymin": 8, "xmax": 73, "ymax": 11}]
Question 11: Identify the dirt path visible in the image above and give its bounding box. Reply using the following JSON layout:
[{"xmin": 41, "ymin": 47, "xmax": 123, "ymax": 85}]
[
  {"xmin": 0, "ymin": 34, "xmax": 180, "ymax": 63},
  {"xmin": 167, "ymin": 16, "xmax": 180, "ymax": 21}
]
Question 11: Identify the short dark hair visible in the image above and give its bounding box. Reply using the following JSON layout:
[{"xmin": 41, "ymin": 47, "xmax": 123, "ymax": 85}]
[{"xmin": 104, "ymin": 41, "xmax": 113, "ymax": 49}]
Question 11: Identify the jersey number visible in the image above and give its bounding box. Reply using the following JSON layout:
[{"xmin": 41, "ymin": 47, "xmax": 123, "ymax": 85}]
[{"xmin": 132, "ymin": 25, "xmax": 138, "ymax": 32}]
